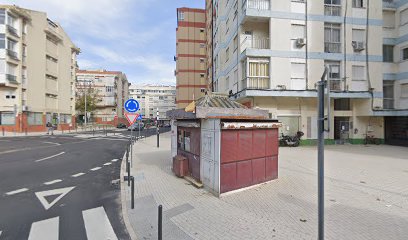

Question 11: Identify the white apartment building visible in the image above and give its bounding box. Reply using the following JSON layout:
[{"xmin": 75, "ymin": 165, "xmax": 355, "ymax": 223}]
[
  {"xmin": 0, "ymin": 5, "xmax": 79, "ymax": 132},
  {"xmin": 76, "ymin": 70, "xmax": 129, "ymax": 125},
  {"xmin": 129, "ymin": 84, "xmax": 176, "ymax": 121},
  {"xmin": 210, "ymin": 0, "xmax": 408, "ymax": 145}
]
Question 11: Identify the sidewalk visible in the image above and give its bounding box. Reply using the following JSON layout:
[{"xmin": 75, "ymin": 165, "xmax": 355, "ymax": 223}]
[
  {"xmin": 0, "ymin": 125, "xmax": 116, "ymax": 137},
  {"xmin": 122, "ymin": 133, "xmax": 408, "ymax": 240}
]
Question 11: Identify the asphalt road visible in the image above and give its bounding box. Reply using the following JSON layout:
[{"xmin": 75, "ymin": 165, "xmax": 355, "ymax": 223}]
[{"xmin": 0, "ymin": 130, "xmax": 136, "ymax": 240}]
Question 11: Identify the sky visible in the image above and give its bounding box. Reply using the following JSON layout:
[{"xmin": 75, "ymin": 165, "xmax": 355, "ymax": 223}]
[{"xmin": 4, "ymin": 0, "xmax": 205, "ymax": 85}]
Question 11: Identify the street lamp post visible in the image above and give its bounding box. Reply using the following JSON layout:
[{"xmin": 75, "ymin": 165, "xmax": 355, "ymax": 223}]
[{"xmin": 156, "ymin": 108, "xmax": 159, "ymax": 148}]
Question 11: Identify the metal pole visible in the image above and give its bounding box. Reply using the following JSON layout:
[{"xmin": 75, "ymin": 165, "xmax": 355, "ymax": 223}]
[
  {"xmin": 84, "ymin": 88, "xmax": 87, "ymax": 126},
  {"xmin": 157, "ymin": 108, "xmax": 159, "ymax": 148},
  {"xmin": 317, "ymin": 80, "xmax": 325, "ymax": 240},
  {"xmin": 131, "ymin": 176, "xmax": 134, "ymax": 209},
  {"xmin": 127, "ymin": 160, "xmax": 130, "ymax": 187},
  {"xmin": 130, "ymin": 127, "xmax": 133, "ymax": 167},
  {"xmin": 158, "ymin": 205, "xmax": 162, "ymax": 240},
  {"xmin": 138, "ymin": 119, "xmax": 141, "ymax": 140}
]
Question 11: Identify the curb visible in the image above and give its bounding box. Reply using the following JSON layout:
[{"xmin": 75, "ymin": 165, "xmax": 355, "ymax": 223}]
[{"xmin": 120, "ymin": 151, "xmax": 138, "ymax": 240}]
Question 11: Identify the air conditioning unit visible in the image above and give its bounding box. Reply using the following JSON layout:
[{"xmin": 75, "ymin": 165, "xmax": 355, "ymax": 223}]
[
  {"xmin": 276, "ymin": 85, "xmax": 286, "ymax": 90},
  {"xmin": 352, "ymin": 41, "xmax": 365, "ymax": 51},
  {"xmin": 295, "ymin": 38, "xmax": 306, "ymax": 47},
  {"xmin": 22, "ymin": 105, "xmax": 29, "ymax": 112}
]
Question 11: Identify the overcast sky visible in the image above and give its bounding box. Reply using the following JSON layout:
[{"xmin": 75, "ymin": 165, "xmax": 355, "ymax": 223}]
[{"xmin": 4, "ymin": 0, "xmax": 205, "ymax": 85}]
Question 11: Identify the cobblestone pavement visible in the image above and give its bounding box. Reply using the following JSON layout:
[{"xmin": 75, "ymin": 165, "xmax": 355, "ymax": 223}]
[{"xmin": 123, "ymin": 133, "xmax": 408, "ymax": 240}]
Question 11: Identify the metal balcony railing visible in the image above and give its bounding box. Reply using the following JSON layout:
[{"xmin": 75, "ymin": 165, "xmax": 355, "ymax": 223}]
[
  {"xmin": 324, "ymin": 4, "xmax": 341, "ymax": 16},
  {"xmin": 7, "ymin": 49, "xmax": 19, "ymax": 60},
  {"xmin": 6, "ymin": 74, "xmax": 17, "ymax": 83},
  {"xmin": 324, "ymin": 42, "xmax": 341, "ymax": 53},
  {"xmin": 241, "ymin": 36, "xmax": 270, "ymax": 52},
  {"xmin": 243, "ymin": 77, "xmax": 270, "ymax": 90},
  {"xmin": 329, "ymin": 79, "xmax": 343, "ymax": 91},
  {"xmin": 244, "ymin": 0, "xmax": 270, "ymax": 10}
]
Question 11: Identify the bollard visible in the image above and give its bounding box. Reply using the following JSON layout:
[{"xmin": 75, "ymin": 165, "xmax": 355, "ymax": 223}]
[
  {"xmin": 127, "ymin": 161, "xmax": 130, "ymax": 187},
  {"xmin": 62, "ymin": 128, "xmax": 64, "ymax": 134},
  {"xmin": 93, "ymin": 129, "xmax": 95, "ymax": 136},
  {"xmin": 2, "ymin": 127, "xmax": 4, "ymax": 136},
  {"xmin": 25, "ymin": 128, "xmax": 27, "ymax": 136},
  {"xmin": 158, "ymin": 205, "xmax": 163, "ymax": 240},
  {"xmin": 131, "ymin": 176, "xmax": 134, "ymax": 209}
]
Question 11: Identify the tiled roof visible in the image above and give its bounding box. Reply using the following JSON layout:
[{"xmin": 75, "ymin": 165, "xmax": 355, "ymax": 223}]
[{"xmin": 195, "ymin": 94, "xmax": 247, "ymax": 109}]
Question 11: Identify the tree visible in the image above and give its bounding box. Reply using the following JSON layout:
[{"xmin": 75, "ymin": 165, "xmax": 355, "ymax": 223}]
[{"xmin": 75, "ymin": 87, "xmax": 101, "ymax": 115}]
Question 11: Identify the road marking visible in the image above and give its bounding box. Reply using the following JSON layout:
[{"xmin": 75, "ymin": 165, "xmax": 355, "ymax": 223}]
[
  {"xmin": 111, "ymin": 159, "xmax": 119, "ymax": 162},
  {"xmin": 71, "ymin": 172, "xmax": 85, "ymax": 178},
  {"xmin": 35, "ymin": 186, "xmax": 75, "ymax": 210},
  {"xmin": 90, "ymin": 167, "xmax": 101, "ymax": 171},
  {"xmin": 5, "ymin": 188, "xmax": 29, "ymax": 196},
  {"xmin": 35, "ymin": 152, "xmax": 65, "ymax": 162},
  {"xmin": 103, "ymin": 162, "xmax": 112, "ymax": 166},
  {"xmin": 28, "ymin": 216, "xmax": 59, "ymax": 240},
  {"xmin": 44, "ymin": 179, "xmax": 62, "ymax": 185},
  {"xmin": 82, "ymin": 207, "xmax": 118, "ymax": 240},
  {"xmin": 42, "ymin": 141, "xmax": 61, "ymax": 146}
]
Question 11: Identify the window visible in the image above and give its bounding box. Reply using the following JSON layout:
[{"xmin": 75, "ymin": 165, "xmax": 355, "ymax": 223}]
[
  {"xmin": 401, "ymin": 84, "xmax": 408, "ymax": 98},
  {"xmin": 352, "ymin": 0, "xmax": 364, "ymax": 8},
  {"xmin": 383, "ymin": 45, "xmax": 394, "ymax": 62},
  {"xmin": 402, "ymin": 47, "xmax": 408, "ymax": 60},
  {"xmin": 200, "ymin": 28, "xmax": 204, "ymax": 33},
  {"xmin": 383, "ymin": 10, "xmax": 395, "ymax": 28},
  {"xmin": 0, "ymin": 34, "xmax": 4, "ymax": 49},
  {"xmin": 7, "ymin": 38, "xmax": 17, "ymax": 51},
  {"xmin": 200, "ymin": 43, "xmax": 205, "ymax": 48},
  {"xmin": 200, "ymin": 58, "xmax": 205, "ymax": 63},
  {"xmin": 400, "ymin": 8, "xmax": 408, "ymax": 25},
  {"xmin": 324, "ymin": 23, "xmax": 341, "ymax": 53},
  {"xmin": 233, "ymin": 35, "xmax": 238, "ymax": 52},
  {"xmin": 0, "ymin": 112, "xmax": 15, "ymax": 125},
  {"xmin": 383, "ymin": 81, "xmax": 394, "ymax": 109},
  {"xmin": 200, "ymin": 88, "xmax": 205, "ymax": 93},
  {"xmin": 27, "ymin": 112, "xmax": 43, "ymax": 125},
  {"xmin": 178, "ymin": 11, "xmax": 184, "ymax": 21},
  {"xmin": 334, "ymin": 99, "xmax": 351, "ymax": 111},
  {"xmin": 200, "ymin": 73, "xmax": 205, "ymax": 78},
  {"xmin": 0, "ymin": 9, "xmax": 5, "ymax": 24},
  {"xmin": 226, "ymin": 47, "xmax": 229, "ymax": 62},
  {"xmin": 7, "ymin": 13, "xmax": 15, "ymax": 27},
  {"xmin": 291, "ymin": 62, "xmax": 306, "ymax": 90},
  {"xmin": 326, "ymin": 61, "xmax": 341, "ymax": 90},
  {"xmin": 324, "ymin": 0, "xmax": 341, "ymax": 16}
]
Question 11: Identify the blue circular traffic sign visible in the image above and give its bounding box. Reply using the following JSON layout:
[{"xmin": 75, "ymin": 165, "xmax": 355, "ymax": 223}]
[{"xmin": 124, "ymin": 99, "xmax": 139, "ymax": 113}]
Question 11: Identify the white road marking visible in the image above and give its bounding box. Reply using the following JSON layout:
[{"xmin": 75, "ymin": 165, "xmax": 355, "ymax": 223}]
[
  {"xmin": 5, "ymin": 188, "xmax": 29, "ymax": 196},
  {"xmin": 0, "ymin": 231, "xmax": 2, "ymax": 237},
  {"xmin": 82, "ymin": 207, "xmax": 118, "ymax": 240},
  {"xmin": 35, "ymin": 152, "xmax": 65, "ymax": 162},
  {"xmin": 103, "ymin": 162, "xmax": 112, "ymax": 166},
  {"xmin": 71, "ymin": 172, "xmax": 85, "ymax": 178},
  {"xmin": 42, "ymin": 141, "xmax": 61, "ymax": 146},
  {"xmin": 43, "ymin": 179, "xmax": 62, "ymax": 185},
  {"xmin": 28, "ymin": 216, "xmax": 59, "ymax": 240},
  {"xmin": 111, "ymin": 159, "xmax": 119, "ymax": 162},
  {"xmin": 35, "ymin": 186, "xmax": 75, "ymax": 210},
  {"xmin": 90, "ymin": 167, "xmax": 101, "ymax": 171}
]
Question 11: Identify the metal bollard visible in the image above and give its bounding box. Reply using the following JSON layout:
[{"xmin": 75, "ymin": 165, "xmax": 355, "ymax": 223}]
[
  {"xmin": 93, "ymin": 129, "xmax": 95, "ymax": 136},
  {"xmin": 158, "ymin": 205, "xmax": 162, "ymax": 240},
  {"xmin": 2, "ymin": 127, "xmax": 4, "ymax": 136},
  {"xmin": 127, "ymin": 161, "xmax": 130, "ymax": 187},
  {"xmin": 131, "ymin": 176, "xmax": 134, "ymax": 209}
]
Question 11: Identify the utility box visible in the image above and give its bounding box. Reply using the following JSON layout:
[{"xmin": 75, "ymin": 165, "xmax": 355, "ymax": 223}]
[
  {"xmin": 173, "ymin": 155, "xmax": 188, "ymax": 177},
  {"xmin": 167, "ymin": 94, "xmax": 281, "ymax": 196}
]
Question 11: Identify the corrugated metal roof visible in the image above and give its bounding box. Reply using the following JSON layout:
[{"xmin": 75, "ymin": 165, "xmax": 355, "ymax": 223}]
[{"xmin": 195, "ymin": 95, "xmax": 247, "ymax": 109}]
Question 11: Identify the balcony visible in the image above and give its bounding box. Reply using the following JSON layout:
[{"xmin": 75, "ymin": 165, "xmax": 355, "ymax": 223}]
[
  {"xmin": 324, "ymin": 4, "xmax": 341, "ymax": 16},
  {"xmin": 7, "ymin": 25, "xmax": 19, "ymax": 38},
  {"xmin": 6, "ymin": 74, "xmax": 18, "ymax": 84},
  {"xmin": 242, "ymin": 77, "xmax": 270, "ymax": 90},
  {"xmin": 324, "ymin": 42, "xmax": 341, "ymax": 53},
  {"xmin": 7, "ymin": 49, "xmax": 19, "ymax": 60},
  {"xmin": 244, "ymin": 0, "xmax": 270, "ymax": 10},
  {"xmin": 241, "ymin": 36, "xmax": 269, "ymax": 52},
  {"xmin": 329, "ymin": 79, "xmax": 343, "ymax": 91}
]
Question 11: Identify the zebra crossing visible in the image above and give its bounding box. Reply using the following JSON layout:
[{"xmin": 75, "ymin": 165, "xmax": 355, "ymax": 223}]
[{"xmin": 12, "ymin": 206, "xmax": 117, "ymax": 240}]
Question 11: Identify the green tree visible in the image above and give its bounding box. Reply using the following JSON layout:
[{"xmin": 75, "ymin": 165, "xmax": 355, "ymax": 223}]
[{"xmin": 75, "ymin": 87, "xmax": 101, "ymax": 114}]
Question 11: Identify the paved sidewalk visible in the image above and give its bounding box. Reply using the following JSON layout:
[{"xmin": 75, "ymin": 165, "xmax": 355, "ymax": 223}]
[
  {"xmin": 0, "ymin": 126, "xmax": 117, "ymax": 137},
  {"xmin": 123, "ymin": 133, "xmax": 408, "ymax": 240}
]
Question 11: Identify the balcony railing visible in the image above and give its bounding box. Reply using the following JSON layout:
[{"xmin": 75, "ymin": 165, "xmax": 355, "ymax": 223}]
[
  {"xmin": 324, "ymin": 42, "xmax": 341, "ymax": 53},
  {"xmin": 324, "ymin": 4, "xmax": 341, "ymax": 16},
  {"xmin": 241, "ymin": 36, "xmax": 270, "ymax": 52},
  {"xmin": 7, "ymin": 25, "xmax": 19, "ymax": 37},
  {"xmin": 329, "ymin": 79, "xmax": 343, "ymax": 91},
  {"xmin": 243, "ymin": 77, "xmax": 270, "ymax": 90},
  {"xmin": 7, "ymin": 49, "xmax": 19, "ymax": 60},
  {"xmin": 6, "ymin": 74, "xmax": 17, "ymax": 83},
  {"xmin": 244, "ymin": 0, "xmax": 270, "ymax": 10}
]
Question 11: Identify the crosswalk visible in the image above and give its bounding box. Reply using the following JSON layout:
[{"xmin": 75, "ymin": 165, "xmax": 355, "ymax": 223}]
[{"xmin": 23, "ymin": 206, "xmax": 117, "ymax": 240}]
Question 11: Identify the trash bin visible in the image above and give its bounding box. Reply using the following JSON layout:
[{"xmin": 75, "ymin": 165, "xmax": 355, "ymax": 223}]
[{"xmin": 173, "ymin": 155, "xmax": 188, "ymax": 177}]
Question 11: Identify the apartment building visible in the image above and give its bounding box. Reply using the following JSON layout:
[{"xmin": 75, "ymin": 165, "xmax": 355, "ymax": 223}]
[
  {"xmin": 129, "ymin": 84, "xmax": 176, "ymax": 121},
  {"xmin": 76, "ymin": 70, "xmax": 129, "ymax": 125},
  {"xmin": 176, "ymin": 7, "xmax": 208, "ymax": 109},
  {"xmin": 0, "ymin": 5, "xmax": 79, "ymax": 132},
  {"xmin": 208, "ymin": 0, "xmax": 408, "ymax": 145}
]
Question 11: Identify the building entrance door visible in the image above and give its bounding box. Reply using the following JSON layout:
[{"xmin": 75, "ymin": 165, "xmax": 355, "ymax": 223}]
[{"xmin": 334, "ymin": 117, "xmax": 350, "ymax": 144}]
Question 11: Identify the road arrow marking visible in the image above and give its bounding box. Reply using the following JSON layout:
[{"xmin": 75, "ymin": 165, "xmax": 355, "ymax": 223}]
[
  {"xmin": 35, "ymin": 186, "xmax": 75, "ymax": 210},
  {"xmin": 35, "ymin": 152, "xmax": 65, "ymax": 162}
]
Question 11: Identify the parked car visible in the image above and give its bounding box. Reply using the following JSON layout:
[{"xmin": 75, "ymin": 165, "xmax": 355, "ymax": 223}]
[
  {"xmin": 128, "ymin": 122, "xmax": 144, "ymax": 131},
  {"xmin": 117, "ymin": 123, "xmax": 127, "ymax": 129}
]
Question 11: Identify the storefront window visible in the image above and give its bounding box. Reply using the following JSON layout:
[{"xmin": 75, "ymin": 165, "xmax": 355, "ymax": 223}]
[{"xmin": 0, "ymin": 112, "xmax": 15, "ymax": 125}]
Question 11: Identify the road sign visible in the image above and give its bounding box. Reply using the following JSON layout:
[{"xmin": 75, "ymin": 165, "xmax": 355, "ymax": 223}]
[
  {"xmin": 35, "ymin": 186, "xmax": 75, "ymax": 210},
  {"xmin": 137, "ymin": 114, "xmax": 143, "ymax": 120},
  {"xmin": 125, "ymin": 113, "xmax": 140, "ymax": 125},
  {"xmin": 124, "ymin": 99, "xmax": 139, "ymax": 113}
]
